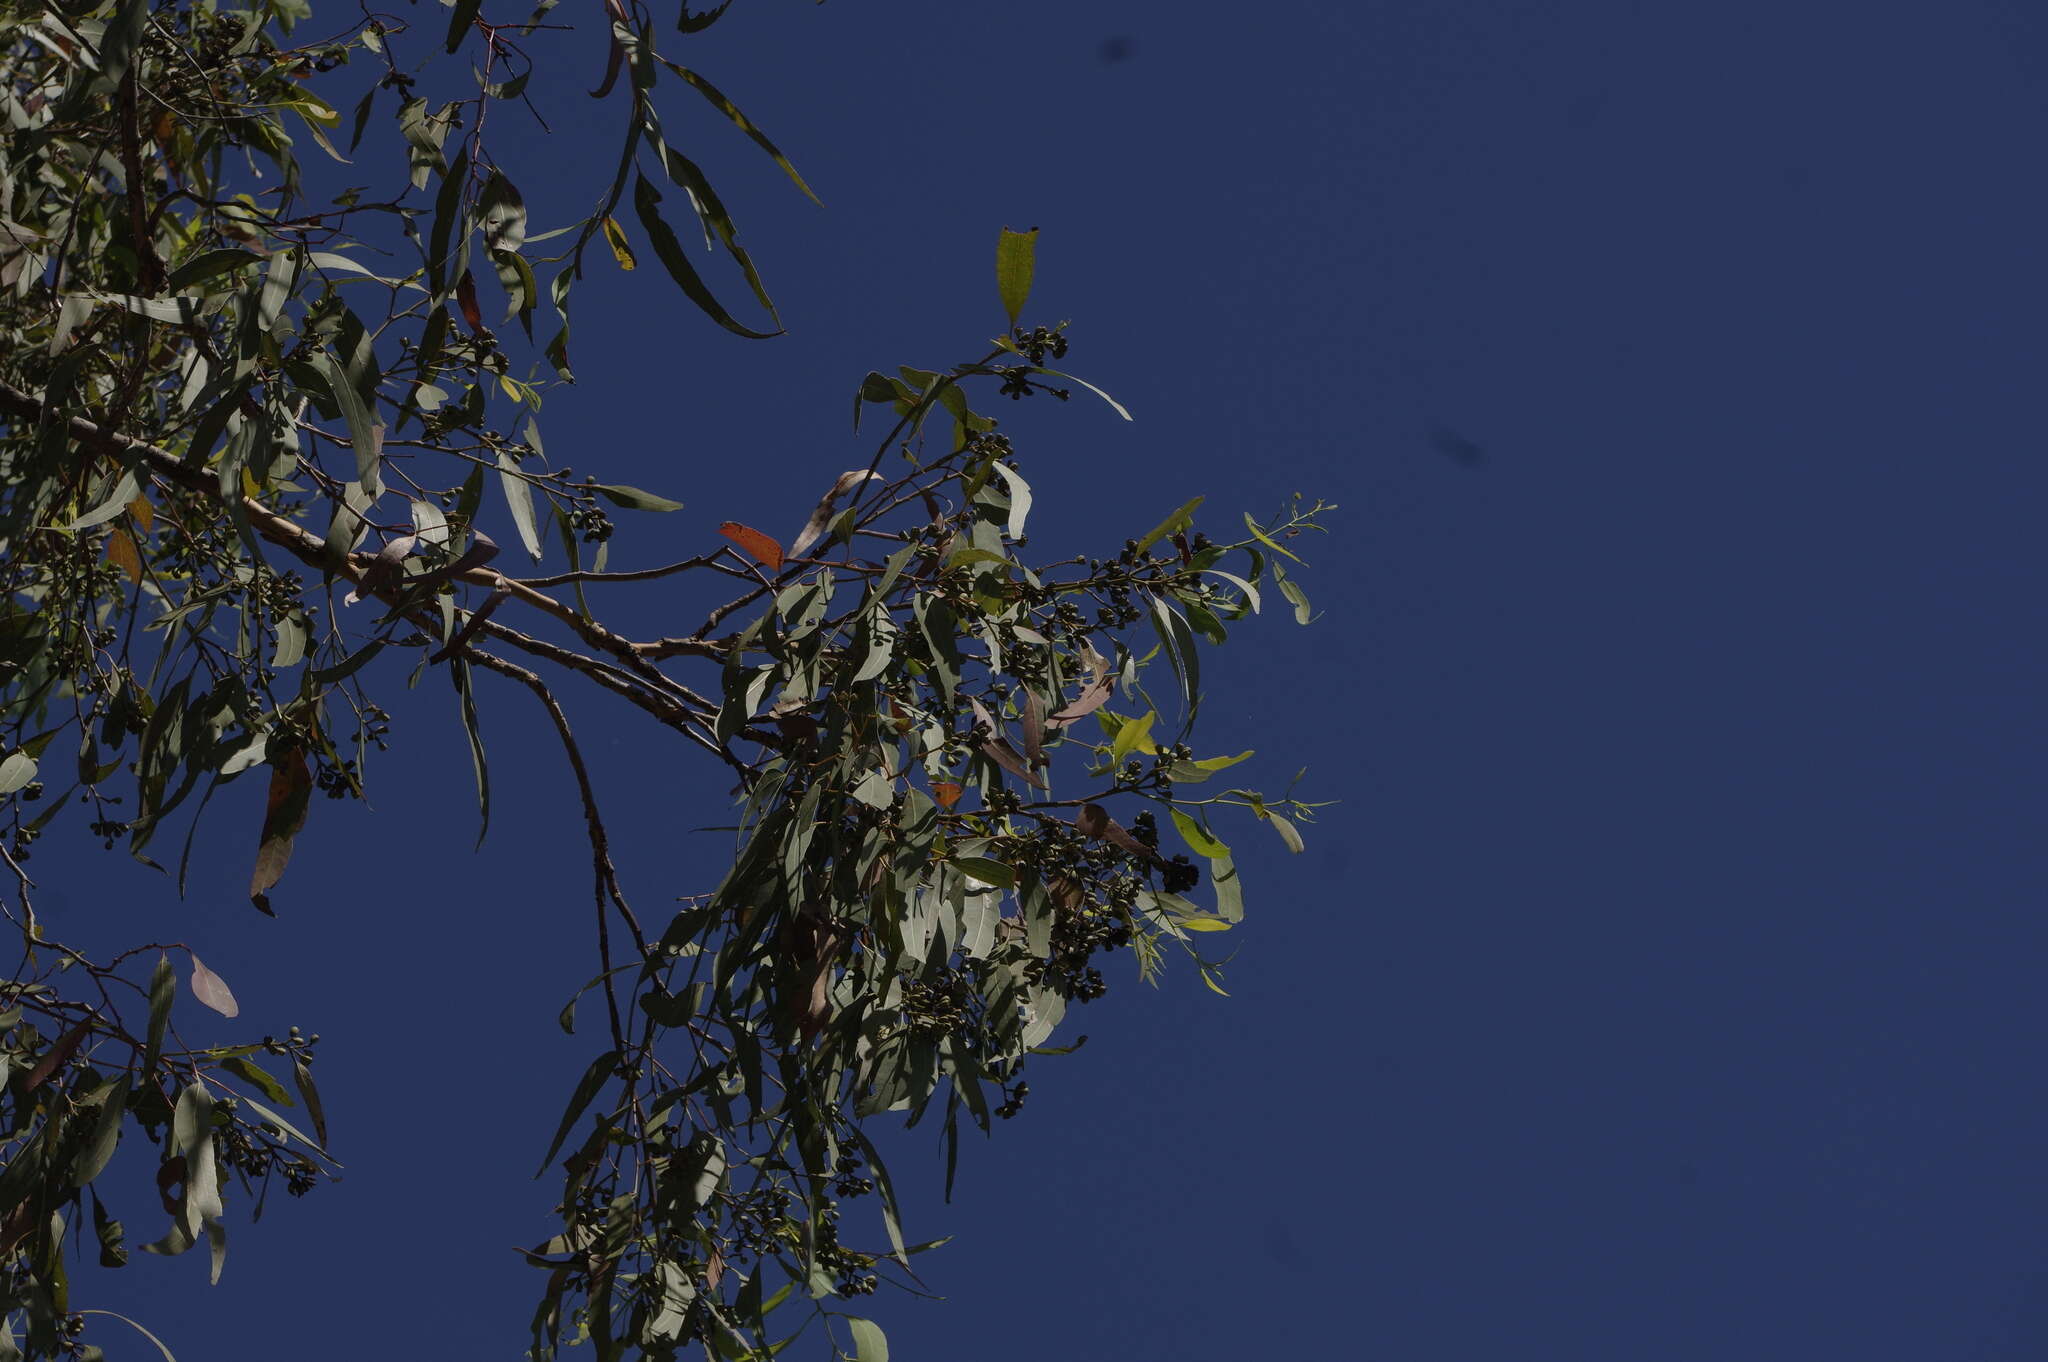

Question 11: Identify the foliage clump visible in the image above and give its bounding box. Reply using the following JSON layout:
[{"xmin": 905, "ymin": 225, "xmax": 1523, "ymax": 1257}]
[{"xmin": 0, "ymin": 0, "xmax": 1327, "ymax": 1356}]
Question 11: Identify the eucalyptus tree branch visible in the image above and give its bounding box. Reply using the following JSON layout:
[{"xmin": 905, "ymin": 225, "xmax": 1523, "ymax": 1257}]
[{"xmin": 0, "ymin": 379, "xmax": 718, "ymax": 733}]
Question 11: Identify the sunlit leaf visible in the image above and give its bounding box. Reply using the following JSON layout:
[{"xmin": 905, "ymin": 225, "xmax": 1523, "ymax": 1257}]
[
  {"xmin": 1170, "ymin": 809, "xmax": 1230, "ymax": 859},
  {"xmin": 717, "ymin": 521, "xmax": 784, "ymax": 569},
  {"xmin": 1136, "ymin": 496, "xmax": 1204, "ymax": 554},
  {"xmin": 0, "ymin": 750, "xmax": 38, "ymax": 795},
  {"xmin": 995, "ymin": 226, "xmax": 1037, "ymax": 329},
  {"xmin": 498, "ymin": 450, "xmax": 543, "ymax": 563},
  {"xmin": 602, "ymin": 215, "xmax": 637, "ymax": 270},
  {"xmin": 847, "ymin": 1317, "xmax": 889, "ymax": 1362}
]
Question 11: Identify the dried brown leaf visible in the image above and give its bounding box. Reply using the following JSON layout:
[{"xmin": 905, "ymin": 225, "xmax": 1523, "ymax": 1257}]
[
  {"xmin": 105, "ymin": 528, "xmax": 142, "ymax": 585},
  {"xmin": 788, "ymin": 469, "xmax": 879, "ymax": 559}
]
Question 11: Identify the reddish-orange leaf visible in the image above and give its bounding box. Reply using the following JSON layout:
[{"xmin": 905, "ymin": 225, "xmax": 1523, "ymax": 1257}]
[
  {"xmin": 105, "ymin": 528, "xmax": 142, "ymax": 585},
  {"xmin": 127, "ymin": 495, "xmax": 154, "ymax": 533},
  {"xmin": 250, "ymin": 749, "xmax": 313, "ymax": 915},
  {"xmin": 23, "ymin": 1017, "xmax": 93, "ymax": 1095},
  {"xmin": 931, "ymin": 780, "xmax": 964, "ymax": 809},
  {"xmin": 456, "ymin": 272, "xmax": 483, "ymax": 332},
  {"xmin": 717, "ymin": 521, "xmax": 784, "ymax": 571}
]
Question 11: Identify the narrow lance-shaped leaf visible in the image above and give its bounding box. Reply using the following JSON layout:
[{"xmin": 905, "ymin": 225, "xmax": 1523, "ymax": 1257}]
[
  {"xmin": 451, "ymin": 657, "xmax": 491, "ymax": 848},
  {"xmin": 72, "ymin": 1076, "xmax": 132, "ymax": 1188},
  {"xmin": 498, "ymin": 449, "xmax": 543, "ymax": 563},
  {"xmin": 632, "ymin": 173, "xmax": 779, "ymax": 339},
  {"xmin": 591, "ymin": 483, "xmax": 683, "ymax": 512},
  {"xmin": 293, "ymin": 1058, "xmax": 329, "ymax": 1148},
  {"xmin": 537, "ymin": 1051, "xmax": 619, "ymax": 1176},
  {"xmin": 144, "ymin": 953, "xmax": 175, "ymax": 1069},
  {"xmin": 661, "ymin": 61, "xmax": 820, "ymax": 204}
]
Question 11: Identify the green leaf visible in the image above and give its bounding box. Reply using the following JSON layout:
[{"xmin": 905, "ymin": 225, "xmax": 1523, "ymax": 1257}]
[
  {"xmin": 306, "ymin": 350, "xmax": 383, "ymax": 496},
  {"xmin": 144, "ymin": 953, "xmax": 175, "ymax": 1071},
  {"xmin": 1146, "ymin": 595, "xmax": 1202, "ymax": 727},
  {"xmin": 450, "ymin": 658, "xmax": 491, "ymax": 848},
  {"xmin": 1170, "ymin": 809, "xmax": 1229, "ymax": 859},
  {"xmin": 1135, "ymin": 496, "xmax": 1204, "ymax": 554},
  {"xmin": 221, "ymin": 1056, "xmax": 292, "ymax": 1106},
  {"xmin": 662, "ymin": 62, "xmax": 820, "ymax": 204},
  {"xmin": 1276, "ymin": 568, "xmax": 1313, "ymax": 625},
  {"xmin": 71, "ymin": 1076, "xmax": 131, "ymax": 1187},
  {"xmin": 1108, "ymin": 709, "xmax": 1157, "ymax": 765},
  {"xmin": 1266, "ymin": 810, "xmax": 1305, "ymax": 854},
  {"xmin": 846, "ymin": 1317, "xmax": 889, "ymax": 1362},
  {"xmin": 427, "ymin": 148, "xmax": 470, "ymax": 298},
  {"xmin": 632, "ymin": 174, "xmax": 779, "ymax": 338},
  {"xmin": 292, "ymin": 1058, "xmax": 329, "ymax": 1147},
  {"xmin": 73, "ymin": 1310, "xmax": 177, "ymax": 1362},
  {"xmin": 995, "ymin": 226, "xmax": 1038, "ymax": 329},
  {"xmin": 445, "ymin": 0, "xmax": 482, "ymax": 52},
  {"xmin": 590, "ymin": 483, "xmax": 684, "ymax": 512},
  {"xmin": 238, "ymin": 1095, "xmax": 323, "ymax": 1156},
  {"xmin": 536, "ymin": 1050, "xmax": 618, "ymax": 1176},
  {"xmin": 0, "ymin": 750, "xmax": 36, "ymax": 794},
  {"xmin": 62, "ymin": 468, "xmax": 141, "ymax": 532},
  {"xmin": 953, "ymin": 857, "xmax": 1014, "ymax": 889},
  {"xmin": 1032, "ymin": 364, "xmax": 1132, "ymax": 421},
  {"xmin": 166, "ymin": 249, "xmax": 264, "ymax": 292},
  {"xmin": 994, "ymin": 461, "xmax": 1032, "ymax": 540},
  {"xmin": 498, "ymin": 451, "xmax": 543, "ymax": 562},
  {"xmin": 479, "ymin": 171, "xmax": 528, "ymax": 254},
  {"xmin": 1243, "ymin": 511, "xmax": 1304, "ymax": 563}
]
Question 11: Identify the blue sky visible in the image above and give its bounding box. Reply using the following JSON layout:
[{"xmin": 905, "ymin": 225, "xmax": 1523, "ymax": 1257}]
[{"xmin": 41, "ymin": 1, "xmax": 2048, "ymax": 1357}]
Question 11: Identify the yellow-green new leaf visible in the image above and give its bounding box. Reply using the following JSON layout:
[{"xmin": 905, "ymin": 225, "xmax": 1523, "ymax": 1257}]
[
  {"xmin": 996, "ymin": 226, "xmax": 1037, "ymax": 329},
  {"xmin": 1170, "ymin": 808, "xmax": 1230, "ymax": 859}
]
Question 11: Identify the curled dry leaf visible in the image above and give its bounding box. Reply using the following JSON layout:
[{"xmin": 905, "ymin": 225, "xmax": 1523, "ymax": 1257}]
[
  {"xmin": 346, "ymin": 532, "xmax": 416, "ymax": 604},
  {"xmin": 1049, "ymin": 642, "xmax": 1114, "ymax": 728},
  {"xmin": 1021, "ymin": 686, "xmax": 1045, "ymax": 772},
  {"xmin": 968, "ymin": 696, "xmax": 1045, "ymax": 789},
  {"xmin": 788, "ymin": 469, "xmax": 879, "ymax": 559},
  {"xmin": 781, "ymin": 914, "xmax": 851, "ymax": 1044},
  {"xmin": 930, "ymin": 780, "xmax": 963, "ymax": 809},
  {"xmin": 1076, "ymin": 801, "xmax": 1166, "ymax": 869},
  {"xmin": 189, "ymin": 956, "xmax": 240, "ymax": 1018},
  {"xmin": 717, "ymin": 521, "xmax": 784, "ymax": 571}
]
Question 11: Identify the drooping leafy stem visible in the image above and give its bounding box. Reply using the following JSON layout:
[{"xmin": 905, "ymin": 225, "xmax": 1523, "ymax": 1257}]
[{"xmin": 0, "ymin": 2, "xmax": 1330, "ymax": 1358}]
